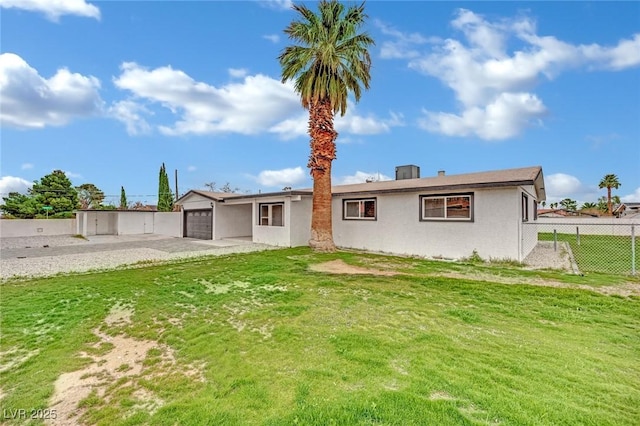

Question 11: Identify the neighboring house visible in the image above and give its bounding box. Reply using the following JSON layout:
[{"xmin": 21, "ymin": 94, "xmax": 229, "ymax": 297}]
[
  {"xmin": 177, "ymin": 165, "xmax": 546, "ymax": 261},
  {"xmin": 614, "ymin": 202, "xmax": 640, "ymax": 218}
]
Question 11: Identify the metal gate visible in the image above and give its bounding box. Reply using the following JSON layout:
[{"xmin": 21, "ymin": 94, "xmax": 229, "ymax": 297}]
[{"xmin": 184, "ymin": 210, "xmax": 212, "ymax": 240}]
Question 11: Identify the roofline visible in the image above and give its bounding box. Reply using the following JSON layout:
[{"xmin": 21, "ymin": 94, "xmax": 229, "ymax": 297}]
[{"xmin": 332, "ymin": 179, "xmax": 538, "ymax": 197}]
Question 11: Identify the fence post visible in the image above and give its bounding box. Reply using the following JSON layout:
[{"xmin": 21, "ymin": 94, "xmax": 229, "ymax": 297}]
[
  {"xmin": 553, "ymin": 229, "xmax": 557, "ymax": 252},
  {"xmin": 576, "ymin": 226, "xmax": 580, "ymax": 246},
  {"xmin": 632, "ymin": 224, "xmax": 636, "ymax": 276}
]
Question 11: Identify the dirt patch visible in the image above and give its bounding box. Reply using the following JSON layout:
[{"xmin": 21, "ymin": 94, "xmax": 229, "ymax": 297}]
[
  {"xmin": 46, "ymin": 303, "xmax": 204, "ymax": 425},
  {"xmin": 437, "ymin": 271, "xmax": 640, "ymax": 297},
  {"xmin": 309, "ymin": 259, "xmax": 403, "ymax": 276}
]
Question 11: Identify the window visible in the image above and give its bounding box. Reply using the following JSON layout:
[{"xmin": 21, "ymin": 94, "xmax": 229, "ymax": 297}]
[
  {"xmin": 343, "ymin": 198, "xmax": 376, "ymax": 220},
  {"xmin": 522, "ymin": 194, "xmax": 529, "ymax": 222},
  {"xmin": 420, "ymin": 194, "xmax": 472, "ymax": 221},
  {"xmin": 259, "ymin": 203, "xmax": 283, "ymax": 226}
]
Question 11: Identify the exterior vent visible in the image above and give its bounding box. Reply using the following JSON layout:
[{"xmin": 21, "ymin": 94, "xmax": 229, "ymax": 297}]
[{"xmin": 395, "ymin": 165, "xmax": 420, "ymax": 180}]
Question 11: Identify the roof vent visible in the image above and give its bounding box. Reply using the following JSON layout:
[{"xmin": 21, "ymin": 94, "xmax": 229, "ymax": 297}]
[
  {"xmin": 395, "ymin": 165, "xmax": 420, "ymax": 180},
  {"xmin": 438, "ymin": 170, "xmax": 445, "ymax": 177}
]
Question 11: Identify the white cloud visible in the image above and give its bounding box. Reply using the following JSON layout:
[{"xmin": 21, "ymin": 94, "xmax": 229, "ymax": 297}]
[
  {"xmin": 114, "ymin": 62, "xmax": 398, "ymax": 140},
  {"xmin": 621, "ymin": 187, "xmax": 640, "ymax": 203},
  {"xmin": 336, "ymin": 171, "xmax": 392, "ymax": 185},
  {"xmin": 335, "ymin": 110, "xmax": 405, "ymax": 135},
  {"xmin": 21, "ymin": 163, "xmax": 34, "ymax": 170},
  {"xmin": 0, "ymin": 53, "xmax": 103, "ymax": 128},
  {"xmin": 0, "ymin": 0, "xmax": 100, "ymax": 21},
  {"xmin": 375, "ymin": 20, "xmax": 433, "ymax": 60},
  {"xmin": 63, "ymin": 170, "xmax": 82, "ymax": 179},
  {"xmin": 544, "ymin": 173, "xmax": 601, "ymax": 205},
  {"xmin": 0, "ymin": 176, "xmax": 32, "ymax": 195},
  {"xmin": 259, "ymin": 0, "xmax": 292, "ymax": 11},
  {"xmin": 263, "ymin": 34, "xmax": 280, "ymax": 44},
  {"xmin": 418, "ymin": 92, "xmax": 546, "ymax": 140},
  {"xmin": 113, "ymin": 62, "xmax": 301, "ymax": 136},
  {"xmin": 256, "ymin": 167, "xmax": 306, "ymax": 187},
  {"xmin": 382, "ymin": 9, "xmax": 640, "ymax": 141},
  {"xmin": 108, "ymin": 100, "xmax": 152, "ymax": 135},
  {"xmin": 187, "ymin": 165, "xmax": 197, "ymax": 172},
  {"xmin": 228, "ymin": 68, "xmax": 248, "ymax": 78}
]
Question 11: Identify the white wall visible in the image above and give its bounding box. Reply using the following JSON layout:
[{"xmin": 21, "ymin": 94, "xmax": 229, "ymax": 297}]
[
  {"xmin": 289, "ymin": 196, "xmax": 312, "ymax": 247},
  {"xmin": 117, "ymin": 212, "xmax": 154, "ymax": 235},
  {"xmin": 520, "ymin": 185, "xmax": 539, "ymax": 260},
  {"xmin": 252, "ymin": 197, "xmax": 291, "ymax": 246},
  {"xmin": 1, "ymin": 219, "xmax": 76, "ymax": 237},
  {"xmin": 332, "ymin": 187, "xmax": 522, "ymax": 260},
  {"xmin": 537, "ymin": 217, "xmax": 639, "ymax": 236},
  {"xmin": 154, "ymin": 212, "xmax": 181, "ymax": 237},
  {"xmin": 215, "ymin": 204, "xmax": 252, "ymax": 239}
]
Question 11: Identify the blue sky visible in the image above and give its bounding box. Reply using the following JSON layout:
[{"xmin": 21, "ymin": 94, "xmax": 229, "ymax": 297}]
[{"xmin": 1, "ymin": 0, "xmax": 639, "ymax": 207}]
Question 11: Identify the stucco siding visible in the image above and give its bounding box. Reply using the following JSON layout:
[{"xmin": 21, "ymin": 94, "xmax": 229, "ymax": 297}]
[
  {"xmin": 215, "ymin": 204, "xmax": 252, "ymax": 239},
  {"xmin": 154, "ymin": 212, "xmax": 181, "ymax": 237},
  {"xmin": 1, "ymin": 219, "xmax": 76, "ymax": 237},
  {"xmin": 333, "ymin": 188, "xmax": 521, "ymax": 260},
  {"xmin": 289, "ymin": 197, "xmax": 312, "ymax": 247},
  {"xmin": 117, "ymin": 212, "xmax": 154, "ymax": 235},
  {"xmin": 252, "ymin": 197, "xmax": 291, "ymax": 246}
]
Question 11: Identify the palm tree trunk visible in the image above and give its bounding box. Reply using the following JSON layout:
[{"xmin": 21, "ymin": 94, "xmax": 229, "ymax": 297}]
[
  {"xmin": 607, "ymin": 187, "xmax": 613, "ymax": 215},
  {"xmin": 308, "ymin": 99, "xmax": 337, "ymax": 252}
]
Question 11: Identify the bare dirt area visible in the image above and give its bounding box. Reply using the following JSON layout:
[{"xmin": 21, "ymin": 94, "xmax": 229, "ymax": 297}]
[
  {"xmin": 309, "ymin": 259, "xmax": 404, "ymax": 276},
  {"xmin": 46, "ymin": 303, "xmax": 204, "ymax": 425},
  {"xmin": 310, "ymin": 258, "xmax": 640, "ymax": 298}
]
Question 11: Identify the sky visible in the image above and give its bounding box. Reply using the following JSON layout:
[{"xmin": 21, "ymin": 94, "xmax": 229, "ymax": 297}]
[{"xmin": 1, "ymin": 0, "xmax": 639, "ymax": 208}]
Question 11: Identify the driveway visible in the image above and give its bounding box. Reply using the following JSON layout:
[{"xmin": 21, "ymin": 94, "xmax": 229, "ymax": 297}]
[{"xmin": 1, "ymin": 234, "xmax": 275, "ymax": 280}]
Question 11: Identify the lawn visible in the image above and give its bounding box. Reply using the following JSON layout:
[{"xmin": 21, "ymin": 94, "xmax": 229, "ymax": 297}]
[
  {"xmin": 1, "ymin": 248, "xmax": 639, "ymax": 425},
  {"xmin": 539, "ymin": 232, "xmax": 639, "ymax": 275}
]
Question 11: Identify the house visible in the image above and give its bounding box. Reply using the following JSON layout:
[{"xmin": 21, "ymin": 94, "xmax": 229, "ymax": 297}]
[{"xmin": 177, "ymin": 165, "xmax": 546, "ymax": 261}]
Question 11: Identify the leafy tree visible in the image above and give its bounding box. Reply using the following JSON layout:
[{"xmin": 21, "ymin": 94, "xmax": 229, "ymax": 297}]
[
  {"xmin": 76, "ymin": 183, "xmax": 105, "ymax": 209},
  {"xmin": 120, "ymin": 186, "xmax": 128, "ymax": 210},
  {"xmin": 158, "ymin": 163, "xmax": 174, "ymax": 212},
  {"xmin": 0, "ymin": 192, "xmax": 42, "ymax": 218},
  {"xmin": 30, "ymin": 170, "xmax": 78, "ymax": 216},
  {"xmin": 279, "ymin": 0, "xmax": 373, "ymax": 251},
  {"xmin": 598, "ymin": 174, "xmax": 621, "ymax": 215},
  {"xmin": 559, "ymin": 198, "xmax": 577, "ymax": 211},
  {"xmin": 541, "ymin": 201, "xmax": 546, "ymax": 208}
]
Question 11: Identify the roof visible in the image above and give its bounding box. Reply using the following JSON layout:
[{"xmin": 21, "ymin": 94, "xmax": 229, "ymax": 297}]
[
  {"xmin": 330, "ymin": 166, "xmax": 545, "ymax": 199},
  {"xmin": 179, "ymin": 166, "xmax": 546, "ymax": 203},
  {"xmin": 176, "ymin": 189, "xmax": 245, "ymax": 203}
]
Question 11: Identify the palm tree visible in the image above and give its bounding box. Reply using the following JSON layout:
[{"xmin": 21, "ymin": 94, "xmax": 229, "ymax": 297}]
[
  {"xmin": 279, "ymin": 0, "xmax": 373, "ymax": 252},
  {"xmin": 581, "ymin": 202, "xmax": 596, "ymax": 210},
  {"xmin": 598, "ymin": 174, "xmax": 621, "ymax": 215}
]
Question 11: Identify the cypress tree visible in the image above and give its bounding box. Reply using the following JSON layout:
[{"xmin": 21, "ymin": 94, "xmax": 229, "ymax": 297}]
[
  {"xmin": 158, "ymin": 163, "xmax": 174, "ymax": 212},
  {"xmin": 120, "ymin": 186, "xmax": 127, "ymax": 210}
]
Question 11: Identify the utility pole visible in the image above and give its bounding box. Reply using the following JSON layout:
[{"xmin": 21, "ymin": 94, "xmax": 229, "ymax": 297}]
[{"xmin": 175, "ymin": 169, "xmax": 179, "ymax": 201}]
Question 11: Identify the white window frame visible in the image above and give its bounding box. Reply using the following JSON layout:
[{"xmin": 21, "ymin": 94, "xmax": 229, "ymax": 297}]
[
  {"xmin": 343, "ymin": 198, "xmax": 377, "ymax": 220},
  {"xmin": 420, "ymin": 193, "xmax": 473, "ymax": 221},
  {"xmin": 258, "ymin": 203, "xmax": 284, "ymax": 226}
]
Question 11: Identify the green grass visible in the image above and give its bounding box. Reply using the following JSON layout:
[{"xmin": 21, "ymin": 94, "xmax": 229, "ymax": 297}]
[
  {"xmin": 1, "ymin": 248, "xmax": 639, "ymax": 425},
  {"xmin": 539, "ymin": 232, "xmax": 639, "ymax": 275}
]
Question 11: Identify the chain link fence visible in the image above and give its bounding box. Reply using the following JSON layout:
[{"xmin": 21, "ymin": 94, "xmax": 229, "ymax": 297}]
[{"xmin": 523, "ymin": 221, "xmax": 638, "ymax": 276}]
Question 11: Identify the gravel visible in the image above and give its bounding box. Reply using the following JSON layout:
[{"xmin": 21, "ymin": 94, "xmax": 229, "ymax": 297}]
[
  {"xmin": 523, "ymin": 241, "xmax": 580, "ymax": 273},
  {"xmin": 1, "ymin": 236, "xmax": 579, "ymax": 281},
  {"xmin": 1, "ymin": 235, "xmax": 278, "ymax": 281}
]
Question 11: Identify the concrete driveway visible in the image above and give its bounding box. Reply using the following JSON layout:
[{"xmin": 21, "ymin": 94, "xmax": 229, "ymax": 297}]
[{"xmin": 0, "ymin": 234, "xmax": 274, "ymax": 280}]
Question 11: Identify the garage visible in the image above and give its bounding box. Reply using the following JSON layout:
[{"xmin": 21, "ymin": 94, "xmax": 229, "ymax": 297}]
[{"xmin": 184, "ymin": 209, "xmax": 212, "ymax": 240}]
